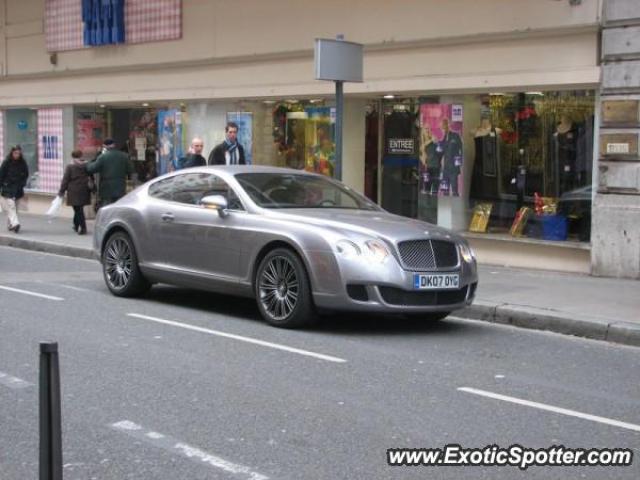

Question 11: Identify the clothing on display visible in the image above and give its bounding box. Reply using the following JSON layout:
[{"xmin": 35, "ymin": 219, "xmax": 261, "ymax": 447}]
[{"xmin": 470, "ymin": 124, "xmax": 500, "ymax": 201}]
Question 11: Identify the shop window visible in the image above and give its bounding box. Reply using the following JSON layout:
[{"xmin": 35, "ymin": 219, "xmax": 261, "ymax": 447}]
[
  {"xmin": 6, "ymin": 109, "xmax": 39, "ymax": 189},
  {"xmin": 466, "ymin": 91, "xmax": 595, "ymax": 242},
  {"xmin": 272, "ymin": 102, "xmax": 336, "ymax": 176}
]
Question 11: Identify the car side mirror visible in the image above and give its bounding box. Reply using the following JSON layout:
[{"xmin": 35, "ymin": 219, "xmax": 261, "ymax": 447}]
[{"xmin": 200, "ymin": 195, "xmax": 229, "ymax": 218}]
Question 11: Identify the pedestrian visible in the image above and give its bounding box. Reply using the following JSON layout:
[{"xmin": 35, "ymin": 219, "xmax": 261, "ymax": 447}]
[
  {"xmin": 58, "ymin": 149, "xmax": 93, "ymax": 235},
  {"xmin": 86, "ymin": 138, "xmax": 134, "ymax": 208},
  {"xmin": 176, "ymin": 137, "xmax": 206, "ymax": 170},
  {"xmin": 0, "ymin": 145, "xmax": 29, "ymax": 233},
  {"xmin": 208, "ymin": 122, "xmax": 246, "ymax": 165}
]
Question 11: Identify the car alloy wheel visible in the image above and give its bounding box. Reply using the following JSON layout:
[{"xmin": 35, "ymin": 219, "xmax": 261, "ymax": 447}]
[
  {"xmin": 104, "ymin": 236, "xmax": 133, "ymax": 290},
  {"xmin": 256, "ymin": 248, "xmax": 314, "ymax": 328},
  {"xmin": 259, "ymin": 255, "xmax": 299, "ymax": 321},
  {"xmin": 102, "ymin": 231, "xmax": 150, "ymax": 297}
]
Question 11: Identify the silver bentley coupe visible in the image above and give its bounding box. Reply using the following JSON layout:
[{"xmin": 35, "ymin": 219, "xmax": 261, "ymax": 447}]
[{"xmin": 94, "ymin": 166, "xmax": 478, "ymax": 328}]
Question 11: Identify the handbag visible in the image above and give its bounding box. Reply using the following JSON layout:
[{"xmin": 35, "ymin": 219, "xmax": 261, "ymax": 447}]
[{"xmin": 87, "ymin": 175, "xmax": 96, "ymax": 192}]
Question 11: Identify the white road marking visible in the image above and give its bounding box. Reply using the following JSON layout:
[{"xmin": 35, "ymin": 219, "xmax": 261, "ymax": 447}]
[
  {"xmin": 0, "ymin": 371, "xmax": 33, "ymax": 389},
  {"xmin": 458, "ymin": 387, "xmax": 640, "ymax": 433},
  {"xmin": 48, "ymin": 283, "xmax": 92, "ymax": 293},
  {"xmin": 127, "ymin": 313, "xmax": 346, "ymax": 363},
  {"xmin": 111, "ymin": 420, "xmax": 269, "ymax": 480},
  {"xmin": 0, "ymin": 284, "xmax": 64, "ymax": 301}
]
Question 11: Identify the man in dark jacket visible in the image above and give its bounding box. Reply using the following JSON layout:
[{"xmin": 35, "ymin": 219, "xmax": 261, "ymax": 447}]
[
  {"xmin": 86, "ymin": 138, "xmax": 133, "ymax": 207},
  {"xmin": 0, "ymin": 145, "xmax": 29, "ymax": 232},
  {"xmin": 176, "ymin": 137, "xmax": 206, "ymax": 170},
  {"xmin": 208, "ymin": 122, "xmax": 246, "ymax": 165}
]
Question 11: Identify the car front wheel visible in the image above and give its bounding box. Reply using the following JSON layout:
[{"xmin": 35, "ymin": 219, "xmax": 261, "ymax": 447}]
[
  {"xmin": 255, "ymin": 248, "xmax": 315, "ymax": 328},
  {"xmin": 102, "ymin": 231, "xmax": 150, "ymax": 297}
]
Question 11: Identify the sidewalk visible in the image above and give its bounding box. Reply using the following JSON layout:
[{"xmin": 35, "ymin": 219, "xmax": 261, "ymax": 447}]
[{"xmin": 1, "ymin": 213, "xmax": 639, "ymax": 347}]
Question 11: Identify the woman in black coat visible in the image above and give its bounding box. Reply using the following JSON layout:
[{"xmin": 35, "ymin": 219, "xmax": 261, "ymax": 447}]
[
  {"xmin": 0, "ymin": 145, "xmax": 29, "ymax": 233},
  {"xmin": 58, "ymin": 149, "xmax": 93, "ymax": 235}
]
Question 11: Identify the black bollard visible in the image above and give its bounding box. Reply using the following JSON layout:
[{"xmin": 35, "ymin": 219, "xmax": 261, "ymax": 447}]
[{"xmin": 39, "ymin": 342, "xmax": 63, "ymax": 480}]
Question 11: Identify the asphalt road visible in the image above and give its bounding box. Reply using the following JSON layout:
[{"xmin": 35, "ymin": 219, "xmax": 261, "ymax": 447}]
[{"xmin": 1, "ymin": 246, "xmax": 638, "ymax": 479}]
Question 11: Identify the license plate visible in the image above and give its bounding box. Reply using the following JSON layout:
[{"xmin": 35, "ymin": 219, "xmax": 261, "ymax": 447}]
[{"xmin": 414, "ymin": 273, "xmax": 459, "ymax": 290}]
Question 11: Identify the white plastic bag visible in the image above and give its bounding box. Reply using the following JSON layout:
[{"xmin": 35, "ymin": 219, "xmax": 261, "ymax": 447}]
[{"xmin": 46, "ymin": 195, "xmax": 63, "ymax": 218}]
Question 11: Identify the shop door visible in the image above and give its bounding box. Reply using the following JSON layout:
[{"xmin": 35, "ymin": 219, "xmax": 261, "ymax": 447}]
[{"xmin": 381, "ymin": 107, "xmax": 418, "ymax": 218}]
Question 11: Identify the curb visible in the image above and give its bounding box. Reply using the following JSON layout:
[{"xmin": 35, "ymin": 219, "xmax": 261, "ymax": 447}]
[
  {"xmin": 2, "ymin": 236, "xmax": 639, "ymax": 348},
  {"xmin": 0, "ymin": 236, "xmax": 94, "ymax": 260},
  {"xmin": 460, "ymin": 301, "xmax": 640, "ymax": 348}
]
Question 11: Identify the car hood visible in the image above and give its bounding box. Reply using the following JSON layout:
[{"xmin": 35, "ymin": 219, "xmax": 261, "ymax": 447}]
[{"xmin": 264, "ymin": 208, "xmax": 463, "ymax": 244}]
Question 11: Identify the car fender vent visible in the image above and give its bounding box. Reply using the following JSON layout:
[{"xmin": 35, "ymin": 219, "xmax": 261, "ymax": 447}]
[{"xmin": 347, "ymin": 284, "xmax": 369, "ymax": 302}]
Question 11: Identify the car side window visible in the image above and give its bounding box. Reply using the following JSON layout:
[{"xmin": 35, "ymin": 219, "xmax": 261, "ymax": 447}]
[
  {"xmin": 200, "ymin": 174, "xmax": 245, "ymax": 211},
  {"xmin": 148, "ymin": 177, "xmax": 175, "ymax": 201},
  {"xmin": 159, "ymin": 173, "xmax": 244, "ymax": 210}
]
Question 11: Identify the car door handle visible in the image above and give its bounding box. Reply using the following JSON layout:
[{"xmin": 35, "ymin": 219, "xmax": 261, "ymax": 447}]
[{"xmin": 161, "ymin": 213, "xmax": 174, "ymax": 222}]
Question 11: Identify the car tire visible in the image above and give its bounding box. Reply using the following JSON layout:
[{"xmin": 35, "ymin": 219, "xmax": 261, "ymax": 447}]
[
  {"xmin": 102, "ymin": 231, "xmax": 151, "ymax": 297},
  {"xmin": 255, "ymin": 248, "xmax": 315, "ymax": 328}
]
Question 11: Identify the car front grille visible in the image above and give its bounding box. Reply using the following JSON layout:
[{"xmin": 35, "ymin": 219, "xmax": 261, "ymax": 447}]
[
  {"xmin": 397, "ymin": 240, "xmax": 458, "ymax": 270},
  {"xmin": 379, "ymin": 285, "xmax": 469, "ymax": 306}
]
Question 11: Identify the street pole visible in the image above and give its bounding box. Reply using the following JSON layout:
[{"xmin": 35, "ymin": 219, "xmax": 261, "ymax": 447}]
[
  {"xmin": 39, "ymin": 342, "xmax": 63, "ymax": 480},
  {"xmin": 335, "ymin": 79, "xmax": 344, "ymax": 181},
  {"xmin": 314, "ymin": 35, "xmax": 362, "ymax": 183}
]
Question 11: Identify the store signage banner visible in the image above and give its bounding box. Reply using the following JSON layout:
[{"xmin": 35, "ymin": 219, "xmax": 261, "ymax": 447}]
[
  {"xmin": 387, "ymin": 138, "xmax": 415, "ymax": 155},
  {"xmin": 82, "ymin": 0, "xmax": 125, "ymax": 46},
  {"xmin": 38, "ymin": 109, "xmax": 65, "ymax": 194},
  {"xmin": 158, "ymin": 109, "xmax": 183, "ymax": 175},
  {"xmin": 46, "ymin": 0, "xmax": 182, "ymax": 52},
  {"xmin": 419, "ymin": 104, "xmax": 464, "ymax": 197},
  {"xmin": 226, "ymin": 112, "xmax": 253, "ymax": 165},
  {"xmin": 76, "ymin": 116, "xmax": 105, "ymax": 157}
]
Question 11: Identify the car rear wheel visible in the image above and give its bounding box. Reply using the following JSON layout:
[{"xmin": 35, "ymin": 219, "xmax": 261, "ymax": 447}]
[
  {"xmin": 255, "ymin": 248, "xmax": 315, "ymax": 328},
  {"xmin": 102, "ymin": 231, "xmax": 150, "ymax": 297}
]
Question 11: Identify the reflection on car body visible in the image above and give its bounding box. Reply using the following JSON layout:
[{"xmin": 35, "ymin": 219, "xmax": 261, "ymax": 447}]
[{"xmin": 93, "ymin": 166, "xmax": 478, "ymax": 328}]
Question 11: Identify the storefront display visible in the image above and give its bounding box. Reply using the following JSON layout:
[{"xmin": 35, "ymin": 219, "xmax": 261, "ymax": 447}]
[
  {"xmin": 6, "ymin": 109, "xmax": 38, "ymax": 188},
  {"xmin": 419, "ymin": 103, "xmax": 464, "ymax": 197},
  {"xmin": 376, "ymin": 91, "xmax": 595, "ymax": 243},
  {"xmin": 273, "ymin": 102, "xmax": 336, "ymax": 176},
  {"xmin": 475, "ymin": 91, "xmax": 595, "ymax": 242},
  {"xmin": 76, "ymin": 110, "xmax": 105, "ymax": 159},
  {"xmin": 158, "ymin": 109, "xmax": 183, "ymax": 175}
]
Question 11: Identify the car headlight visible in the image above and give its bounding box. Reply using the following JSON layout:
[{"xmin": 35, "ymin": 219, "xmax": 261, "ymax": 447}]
[
  {"xmin": 365, "ymin": 240, "xmax": 390, "ymax": 263},
  {"xmin": 336, "ymin": 239, "xmax": 361, "ymax": 258},
  {"xmin": 459, "ymin": 243, "xmax": 476, "ymax": 263}
]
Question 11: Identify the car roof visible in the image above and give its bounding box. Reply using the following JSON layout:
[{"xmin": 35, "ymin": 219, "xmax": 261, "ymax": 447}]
[{"xmin": 181, "ymin": 165, "xmax": 318, "ymax": 176}]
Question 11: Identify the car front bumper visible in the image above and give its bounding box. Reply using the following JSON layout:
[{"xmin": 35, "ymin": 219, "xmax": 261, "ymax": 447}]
[{"xmin": 307, "ymin": 250, "xmax": 478, "ymax": 313}]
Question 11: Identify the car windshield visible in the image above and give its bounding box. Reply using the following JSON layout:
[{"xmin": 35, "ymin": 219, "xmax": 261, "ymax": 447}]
[{"xmin": 235, "ymin": 172, "xmax": 380, "ymax": 210}]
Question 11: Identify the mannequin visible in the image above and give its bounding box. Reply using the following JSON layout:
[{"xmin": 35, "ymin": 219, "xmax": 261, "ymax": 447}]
[
  {"xmin": 470, "ymin": 117, "xmax": 500, "ymax": 201},
  {"xmin": 554, "ymin": 114, "xmax": 577, "ymax": 195},
  {"xmin": 474, "ymin": 118, "xmax": 493, "ymax": 138}
]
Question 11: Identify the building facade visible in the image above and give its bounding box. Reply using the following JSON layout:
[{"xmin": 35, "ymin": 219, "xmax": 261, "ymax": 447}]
[{"xmin": 1, "ymin": 0, "xmax": 636, "ymax": 278}]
